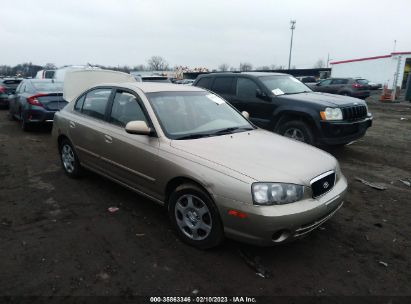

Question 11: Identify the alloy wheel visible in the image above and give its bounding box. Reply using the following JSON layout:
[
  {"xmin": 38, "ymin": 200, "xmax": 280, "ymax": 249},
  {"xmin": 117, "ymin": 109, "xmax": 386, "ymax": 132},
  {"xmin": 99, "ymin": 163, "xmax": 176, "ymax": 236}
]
[
  {"xmin": 284, "ymin": 128, "xmax": 305, "ymax": 142},
  {"xmin": 174, "ymin": 194, "xmax": 212, "ymax": 241},
  {"xmin": 61, "ymin": 144, "xmax": 76, "ymax": 173}
]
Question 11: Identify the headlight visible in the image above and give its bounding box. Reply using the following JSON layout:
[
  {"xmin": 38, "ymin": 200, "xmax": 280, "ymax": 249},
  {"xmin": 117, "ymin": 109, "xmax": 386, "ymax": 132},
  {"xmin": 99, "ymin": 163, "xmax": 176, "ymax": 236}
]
[
  {"xmin": 320, "ymin": 107, "xmax": 343, "ymax": 120},
  {"xmin": 252, "ymin": 183, "xmax": 304, "ymax": 205}
]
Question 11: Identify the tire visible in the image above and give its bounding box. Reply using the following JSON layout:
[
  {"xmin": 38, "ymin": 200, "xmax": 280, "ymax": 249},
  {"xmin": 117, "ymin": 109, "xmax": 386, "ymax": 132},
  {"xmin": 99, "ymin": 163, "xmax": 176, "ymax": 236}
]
[
  {"xmin": 168, "ymin": 184, "xmax": 224, "ymax": 249},
  {"xmin": 8, "ymin": 111, "xmax": 16, "ymax": 121},
  {"xmin": 278, "ymin": 120, "xmax": 315, "ymax": 145},
  {"xmin": 59, "ymin": 139, "xmax": 83, "ymax": 178},
  {"xmin": 20, "ymin": 117, "xmax": 31, "ymax": 131}
]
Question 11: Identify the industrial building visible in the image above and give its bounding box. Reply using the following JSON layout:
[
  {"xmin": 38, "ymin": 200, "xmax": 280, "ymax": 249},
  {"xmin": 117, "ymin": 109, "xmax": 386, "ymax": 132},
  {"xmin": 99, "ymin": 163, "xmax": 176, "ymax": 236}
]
[{"xmin": 330, "ymin": 52, "xmax": 411, "ymax": 89}]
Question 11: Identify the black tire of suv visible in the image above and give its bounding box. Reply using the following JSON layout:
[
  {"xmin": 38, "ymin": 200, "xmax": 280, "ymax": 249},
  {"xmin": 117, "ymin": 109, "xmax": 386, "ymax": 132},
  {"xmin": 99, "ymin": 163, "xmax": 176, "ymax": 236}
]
[
  {"xmin": 168, "ymin": 184, "xmax": 224, "ymax": 250},
  {"xmin": 59, "ymin": 139, "xmax": 83, "ymax": 178},
  {"xmin": 278, "ymin": 120, "xmax": 315, "ymax": 145}
]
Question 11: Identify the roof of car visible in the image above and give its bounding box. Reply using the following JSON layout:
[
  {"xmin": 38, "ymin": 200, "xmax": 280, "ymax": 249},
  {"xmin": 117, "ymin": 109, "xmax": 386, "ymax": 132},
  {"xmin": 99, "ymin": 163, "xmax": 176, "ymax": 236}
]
[
  {"xmin": 199, "ymin": 72, "xmax": 288, "ymax": 77},
  {"xmin": 99, "ymin": 82, "xmax": 205, "ymax": 93}
]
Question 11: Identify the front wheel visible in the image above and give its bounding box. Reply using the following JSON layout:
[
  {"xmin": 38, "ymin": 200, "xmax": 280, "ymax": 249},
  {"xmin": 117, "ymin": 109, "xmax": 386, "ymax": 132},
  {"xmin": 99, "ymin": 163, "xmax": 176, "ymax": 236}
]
[
  {"xmin": 278, "ymin": 120, "xmax": 315, "ymax": 145},
  {"xmin": 168, "ymin": 185, "xmax": 224, "ymax": 249}
]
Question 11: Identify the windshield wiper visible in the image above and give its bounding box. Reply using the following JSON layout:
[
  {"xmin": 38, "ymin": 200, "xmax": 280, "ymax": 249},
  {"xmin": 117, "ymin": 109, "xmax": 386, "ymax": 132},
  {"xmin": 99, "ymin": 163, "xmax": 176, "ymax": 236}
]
[
  {"xmin": 283, "ymin": 91, "xmax": 311, "ymax": 95},
  {"xmin": 210, "ymin": 126, "xmax": 254, "ymax": 135},
  {"xmin": 174, "ymin": 133, "xmax": 213, "ymax": 140}
]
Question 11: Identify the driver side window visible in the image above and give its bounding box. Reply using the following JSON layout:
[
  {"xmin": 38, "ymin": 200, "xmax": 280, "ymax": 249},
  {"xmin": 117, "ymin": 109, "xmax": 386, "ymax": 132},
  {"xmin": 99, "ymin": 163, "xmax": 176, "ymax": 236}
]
[
  {"xmin": 109, "ymin": 91, "xmax": 147, "ymax": 127},
  {"xmin": 319, "ymin": 79, "xmax": 332, "ymax": 86},
  {"xmin": 236, "ymin": 78, "xmax": 259, "ymax": 98}
]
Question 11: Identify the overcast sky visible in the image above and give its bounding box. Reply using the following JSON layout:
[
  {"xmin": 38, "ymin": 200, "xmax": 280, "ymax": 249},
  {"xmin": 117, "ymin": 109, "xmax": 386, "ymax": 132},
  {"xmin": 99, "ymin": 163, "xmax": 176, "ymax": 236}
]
[{"xmin": 1, "ymin": 0, "xmax": 410, "ymax": 69}]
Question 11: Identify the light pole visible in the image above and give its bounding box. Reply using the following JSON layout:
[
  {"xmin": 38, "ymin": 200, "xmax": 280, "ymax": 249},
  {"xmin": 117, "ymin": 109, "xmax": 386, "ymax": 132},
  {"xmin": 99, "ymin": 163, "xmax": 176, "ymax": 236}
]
[{"xmin": 288, "ymin": 20, "xmax": 296, "ymax": 70}]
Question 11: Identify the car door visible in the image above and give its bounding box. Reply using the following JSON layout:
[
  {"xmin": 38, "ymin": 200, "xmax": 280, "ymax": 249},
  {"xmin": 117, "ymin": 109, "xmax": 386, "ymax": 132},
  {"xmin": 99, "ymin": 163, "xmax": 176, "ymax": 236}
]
[
  {"xmin": 209, "ymin": 76, "xmax": 236, "ymax": 102},
  {"xmin": 230, "ymin": 77, "xmax": 273, "ymax": 128},
  {"xmin": 329, "ymin": 79, "xmax": 346, "ymax": 94},
  {"xmin": 68, "ymin": 87, "xmax": 113, "ymax": 171},
  {"xmin": 314, "ymin": 79, "xmax": 332, "ymax": 93},
  {"xmin": 99, "ymin": 88, "xmax": 160, "ymax": 197},
  {"xmin": 8, "ymin": 82, "xmax": 22, "ymax": 116}
]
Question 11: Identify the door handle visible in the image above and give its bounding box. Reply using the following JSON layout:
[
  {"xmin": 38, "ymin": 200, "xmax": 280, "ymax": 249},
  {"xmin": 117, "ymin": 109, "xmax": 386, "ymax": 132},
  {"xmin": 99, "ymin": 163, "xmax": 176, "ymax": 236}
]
[
  {"xmin": 104, "ymin": 135, "xmax": 113, "ymax": 144},
  {"xmin": 69, "ymin": 121, "xmax": 76, "ymax": 128}
]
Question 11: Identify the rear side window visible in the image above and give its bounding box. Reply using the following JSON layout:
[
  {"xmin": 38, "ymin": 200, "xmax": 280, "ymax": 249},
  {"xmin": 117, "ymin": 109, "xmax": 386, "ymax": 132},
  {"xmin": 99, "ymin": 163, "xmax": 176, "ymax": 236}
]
[
  {"xmin": 109, "ymin": 91, "xmax": 147, "ymax": 127},
  {"xmin": 332, "ymin": 79, "xmax": 348, "ymax": 85},
  {"xmin": 81, "ymin": 89, "xmax": 112, "ymax": 120},
  {"xmin": 74, "ymin": 95, "xmax": 86, "ymax": 111},
  {"xmin": 211, "ymin": 77, "xmax": 234, "ymax": 94},
  {"xmin": 355, "ymin": 79, "xmax": 368, "ymax": 85},
  {"xmin": 196, "ymin": 77, "xmax": 212, "ymax": 89},
  {"xmin": 236, "ymin": 78, "xmax": 259, "ymax": 98}
]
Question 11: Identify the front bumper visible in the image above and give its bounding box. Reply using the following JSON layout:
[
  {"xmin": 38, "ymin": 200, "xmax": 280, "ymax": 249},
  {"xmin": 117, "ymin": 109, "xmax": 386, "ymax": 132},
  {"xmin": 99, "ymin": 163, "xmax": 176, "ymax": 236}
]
[
  {"xmin": 318, "ymin": 117, "xmax": 373, "ymax": 145},
  {"xmin": 215, "ymin": 175, "xmax": 348, "ymax": 246}
]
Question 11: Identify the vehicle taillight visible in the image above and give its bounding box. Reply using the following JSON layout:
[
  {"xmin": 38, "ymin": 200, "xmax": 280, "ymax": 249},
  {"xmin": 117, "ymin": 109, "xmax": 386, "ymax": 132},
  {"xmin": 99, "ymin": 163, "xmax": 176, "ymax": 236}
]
[
  {"xmin": 352, "ymin": 83, "xmax": 362, "ymax": 89},
  {"xmin": 27, "ymin": 94, "xmax": 47, "ymax": 106},
  {"xmin": 0, "ymin": 86, "xmax": 6, "ymax": 93}
]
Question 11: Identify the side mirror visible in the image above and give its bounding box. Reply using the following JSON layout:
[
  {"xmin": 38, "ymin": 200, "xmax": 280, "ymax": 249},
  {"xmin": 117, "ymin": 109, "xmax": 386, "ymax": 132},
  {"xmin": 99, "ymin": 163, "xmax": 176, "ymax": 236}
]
[
  {"xmin": 241, "ymin": 111, "xmax": 250, "ymax": 119},
  {"xmin": 125, "ymin": 120, "xmax": 152, "ymax": 135},
  {"xmin": 256, "ymin": 89, "xmax": 267, "ymax": 99}
]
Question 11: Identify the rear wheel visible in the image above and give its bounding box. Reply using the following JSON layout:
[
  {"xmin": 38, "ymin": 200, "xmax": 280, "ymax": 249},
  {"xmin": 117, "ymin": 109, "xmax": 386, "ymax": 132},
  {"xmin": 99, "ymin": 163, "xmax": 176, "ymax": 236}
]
[
  {"xmin": 278, "ymin": 120, "xmax": 315, "ymax": 145},
  {"xmin": 20, "ymin": 113, "xmax": 31, "ymax": 131},
  {"xmin": 168, "ymin": 184, "xmax": 224, "ymax": 249},
  {"xmin": 59, "ymin": 139, "xmax": 82, "ymax": 178}
]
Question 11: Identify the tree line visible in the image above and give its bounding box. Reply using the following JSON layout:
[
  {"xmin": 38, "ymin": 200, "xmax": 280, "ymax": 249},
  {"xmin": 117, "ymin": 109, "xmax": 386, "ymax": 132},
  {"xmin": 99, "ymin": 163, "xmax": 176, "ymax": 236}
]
[{"xmin": 1, "ymin": 56, "xmax": 327, "ymax": 77}]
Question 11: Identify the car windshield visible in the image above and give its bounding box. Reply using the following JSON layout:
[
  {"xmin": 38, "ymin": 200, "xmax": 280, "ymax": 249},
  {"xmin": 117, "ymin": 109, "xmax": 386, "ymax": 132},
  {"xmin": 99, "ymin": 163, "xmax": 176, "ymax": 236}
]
[
  {"xmin": 147, "ymin": 91, "xmax": 254, "ymax": 139},
  {"xmin": 356, "ymin": 79, "xmax": 368, "ymax": 85},
  {"xmin": 259, "ymin": 75, "xmax": 312, "ymax": 95},
  {"xmin": 32, "ymin": 81, "xmax": 63, "ymax": 92}
]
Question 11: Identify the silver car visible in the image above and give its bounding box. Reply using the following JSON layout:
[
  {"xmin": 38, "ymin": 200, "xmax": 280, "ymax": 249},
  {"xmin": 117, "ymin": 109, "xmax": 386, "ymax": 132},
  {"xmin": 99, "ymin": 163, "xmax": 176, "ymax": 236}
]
[{"xmin": 52, "ymin": 70, "xmax": 347, "ymax": 249}]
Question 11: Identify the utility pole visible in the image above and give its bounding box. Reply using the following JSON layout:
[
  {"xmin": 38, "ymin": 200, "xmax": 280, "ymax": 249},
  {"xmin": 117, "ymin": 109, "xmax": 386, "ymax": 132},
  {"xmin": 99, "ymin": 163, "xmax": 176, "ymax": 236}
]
[
  {"xmin": 393, "ymin": 40, "xmax": 397, "ymax": 52},
  {"xmin": 288, "ymin": 20, "xmax": 296, "ymax": 70}
]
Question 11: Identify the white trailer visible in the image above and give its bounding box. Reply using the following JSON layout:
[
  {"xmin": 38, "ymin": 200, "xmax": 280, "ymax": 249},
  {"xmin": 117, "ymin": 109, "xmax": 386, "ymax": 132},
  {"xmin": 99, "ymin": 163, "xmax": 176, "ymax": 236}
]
[{"xmin": 330, "ymin": 52, "xmax": 411, "ymax": 89}]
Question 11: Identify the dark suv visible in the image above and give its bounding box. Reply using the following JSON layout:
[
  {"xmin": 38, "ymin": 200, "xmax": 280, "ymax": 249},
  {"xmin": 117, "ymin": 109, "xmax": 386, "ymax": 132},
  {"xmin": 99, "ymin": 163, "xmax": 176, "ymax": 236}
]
[
  {"xmin": 309, "ymin": 78, "xmax": 370, "ymax": 99},
  {"xmin": 193, "ymin": 72, "xmax": 373, "ymax": 146}
]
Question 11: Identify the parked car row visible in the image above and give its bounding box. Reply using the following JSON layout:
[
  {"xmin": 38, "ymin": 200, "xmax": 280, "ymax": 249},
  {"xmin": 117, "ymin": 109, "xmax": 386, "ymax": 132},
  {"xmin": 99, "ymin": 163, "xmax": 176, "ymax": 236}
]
[{"xmin": 1, "ymin": 69, "xmax": 374, "ymax": 249}]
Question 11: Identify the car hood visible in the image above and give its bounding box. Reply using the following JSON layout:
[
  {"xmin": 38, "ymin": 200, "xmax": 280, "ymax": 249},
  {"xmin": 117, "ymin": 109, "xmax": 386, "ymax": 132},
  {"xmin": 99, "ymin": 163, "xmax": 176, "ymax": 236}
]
[
  {"xmin": 278, "ymin": 92, "xmax": 365, "ymax": 107},
  {"xmin": 170, "ymin": 129, "xmax": 337, "ymax": 185}
]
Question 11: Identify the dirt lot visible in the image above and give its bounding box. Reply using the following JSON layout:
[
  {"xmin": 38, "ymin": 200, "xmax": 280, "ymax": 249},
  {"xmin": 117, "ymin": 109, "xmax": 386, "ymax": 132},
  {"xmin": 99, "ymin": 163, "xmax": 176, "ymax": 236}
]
[{"xmin": 0, "ymin": 96, "xmax": 410, "ymax": 297}]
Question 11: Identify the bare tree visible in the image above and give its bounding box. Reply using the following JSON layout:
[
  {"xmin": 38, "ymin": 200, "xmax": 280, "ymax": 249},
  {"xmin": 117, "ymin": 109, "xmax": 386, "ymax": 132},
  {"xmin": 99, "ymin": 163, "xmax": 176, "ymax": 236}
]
[
  {"xmin": 133, "ymin": 64, "xmax": 146, "ymax": 71},
  {"xmin": 218, "ymin": 63, "xmax": 230, "ymax": 71},
  {"xmin": 147, "ymin": 56, "xmax": 169, "ymax": 71},
  {"xmin": 314, "ymin": 59, "xmax": 325, "ymax": 68},
  {"xmin": 239, "ymin": 62, "xmax": 253, "ymax": 72},
  {"xmin": 256, "ymin": 65, "xmax": 271, "ymax": 70},
  {"xmin": 44, "ymin": 63, "xmax": 57, "ymax": 70}
]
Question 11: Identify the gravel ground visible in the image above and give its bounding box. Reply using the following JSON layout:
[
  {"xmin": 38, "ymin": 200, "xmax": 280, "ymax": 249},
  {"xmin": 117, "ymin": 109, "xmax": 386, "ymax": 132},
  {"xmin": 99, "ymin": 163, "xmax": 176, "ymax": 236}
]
[{"xmin": 0, "ymin": 96, "xmax": 410, "ymax": 297}]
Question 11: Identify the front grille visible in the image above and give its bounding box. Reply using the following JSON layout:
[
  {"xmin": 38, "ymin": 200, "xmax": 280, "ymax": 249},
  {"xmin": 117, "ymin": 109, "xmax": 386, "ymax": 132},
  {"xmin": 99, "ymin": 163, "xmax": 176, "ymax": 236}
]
[
  {"xmin": 311, "ymin": 171, "xmax": 335, "ymax": 198},
  {"xmin": 342, "ymin": 105, "xmax": 367, "ymax": 121}
]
